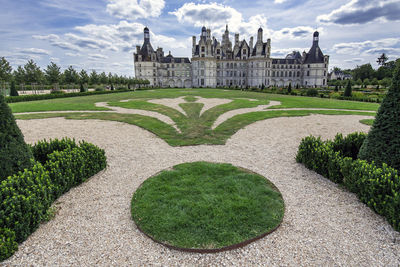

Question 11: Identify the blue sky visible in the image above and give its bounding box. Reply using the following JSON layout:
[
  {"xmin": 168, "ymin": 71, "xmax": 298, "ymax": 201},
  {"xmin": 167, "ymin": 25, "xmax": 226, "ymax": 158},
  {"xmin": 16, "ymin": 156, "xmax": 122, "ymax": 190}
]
[{"xmin": 1, "ymin": 0, "xmax": 399, "ymax": 76}]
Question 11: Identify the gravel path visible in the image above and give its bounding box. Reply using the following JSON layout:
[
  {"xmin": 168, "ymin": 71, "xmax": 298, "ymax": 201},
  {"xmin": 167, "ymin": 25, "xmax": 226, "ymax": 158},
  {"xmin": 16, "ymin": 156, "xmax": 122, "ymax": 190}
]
[{"xmin": 4, "ymin": 113, "xmax": 399, "ymax": 266}]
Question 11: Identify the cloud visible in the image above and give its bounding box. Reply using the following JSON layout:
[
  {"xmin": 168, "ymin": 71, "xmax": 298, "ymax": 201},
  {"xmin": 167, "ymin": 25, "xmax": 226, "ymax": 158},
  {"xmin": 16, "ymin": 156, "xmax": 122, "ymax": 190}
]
[
  {"xmin": 344, "ymin": 58, "xmax": 364, "ymax": 63},
  {"xmin": 333, "ymin": 37, "xmax": 400, "ymax": 61},
  {"xmin": 317, "ymin": 0, "xmax": 400, "ymax": 25},
  {"xmin": 273, "ymin": 26, "xmax": 319, "ymax": 40},
  {"xmin": 274, "ymin": 0, "xmax": 287, "ymax": 3},
  {"xmin": 170, "ymin": 2, "xmax": 242, "ymax": 28},
  {"xmin": 33, "ymin": 34, "xmax": 82, "ymax": 51},
  {"xmin": 88, "ymin": 53, "xmax": 109, "ymax": 60},
  {"xmin": 170, "ymin": 2, "xmax": 316, "ymax": 42},
  {"xmin": 106, "ymin": 0, "xmax": 165, "ymax": 20},
  {"xmin": 65, "ymin": 33, "xmax": 118, "ymax": 51},
  {"xmin": 19, "ymin": 48, "xmax": 51, "ymax": 55}
]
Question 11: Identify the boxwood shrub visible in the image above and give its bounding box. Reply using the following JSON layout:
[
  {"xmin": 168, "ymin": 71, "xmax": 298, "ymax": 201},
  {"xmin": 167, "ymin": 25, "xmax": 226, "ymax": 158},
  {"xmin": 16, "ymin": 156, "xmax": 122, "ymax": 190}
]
[
  {"xmin": 296, "ymin": 132, "xmax": 400, "ymax": 231},
  {"xmin": 0, "ymin": 138, "xmax": 106, "ymax": 261}
]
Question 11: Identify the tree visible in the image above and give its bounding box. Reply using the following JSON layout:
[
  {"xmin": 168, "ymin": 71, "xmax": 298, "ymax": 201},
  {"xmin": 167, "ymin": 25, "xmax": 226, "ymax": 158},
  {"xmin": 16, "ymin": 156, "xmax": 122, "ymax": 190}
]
[
  {"xmin": 79, "ymin": 69, "xmax": 89, "ymax": 85},
  {"xmin": 377, "ymin": 53, "xmax": 388, "ymax": 66},
  {"xmin": 353, "ymin": 63, "xmax": 375, "ymax": 81},
  {"xmin": 380, "ymin": 77, "xmax": 391, "ymax": 88},
  {"xmin": 0, "ymin": 57, "xmax": 12, "ymax": 82},
  {"xmin": 63, "ymin": 66, "xmax": 79, "ymax": 85},
  {"xmin": 89, "ymin": 70, "xmax": 99, "ymax": 85},
  {"xmin": 13, "ymin": 66, "xmax": 25, "ymax": 85},
  {"xmin": 287, "ymin": 83, "xmax": 292, "ymax": 93},
  {"xmin": 0, "ymin": 94, "xmax": 33, "ymax": 180},
  {"xmin": 99, "ymin": 72, "xmax": 108, "ymax": 84},
  {"xmin": 80, "ymin": 83, "xmax": 85, "ymax": 93},
  {"xmin": 358, "ymin": 61, "xmax": 400, "ymax": 170},
  {"xmin": 363, "ymin": 78, "xmax": 370, "ymax": 87},
  {"xmin": 44, "ymin": 62, "xmax": 61, "ymax": 84},
  {"xmin": 10, "ymin": 80, "xmax": 18, "ymax": 96},
  {"xmin": 23, "ymin": 60, "xmax": 43, "ymax": 84},
  {"xmin": 344, "ymin": 79, "xmax": 352, "ymax": 97}
]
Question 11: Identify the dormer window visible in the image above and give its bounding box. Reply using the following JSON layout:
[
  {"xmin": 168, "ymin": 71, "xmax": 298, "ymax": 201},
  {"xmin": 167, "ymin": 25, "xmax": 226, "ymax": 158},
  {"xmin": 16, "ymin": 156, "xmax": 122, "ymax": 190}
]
[
  {"xmin": 201, "ymin": 46, "xmax": 205, "ymax": 52},
  {"xmin": 217, "ymin": 49, "xmax": 220, "ymax": 54}
]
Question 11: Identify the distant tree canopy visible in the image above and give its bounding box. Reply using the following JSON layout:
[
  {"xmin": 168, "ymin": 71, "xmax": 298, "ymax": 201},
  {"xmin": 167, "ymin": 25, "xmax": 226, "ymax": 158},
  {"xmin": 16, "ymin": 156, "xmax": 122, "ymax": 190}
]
[{"xmin": 0, "ymin": 58, "xmax": 145, "ymax": 87}]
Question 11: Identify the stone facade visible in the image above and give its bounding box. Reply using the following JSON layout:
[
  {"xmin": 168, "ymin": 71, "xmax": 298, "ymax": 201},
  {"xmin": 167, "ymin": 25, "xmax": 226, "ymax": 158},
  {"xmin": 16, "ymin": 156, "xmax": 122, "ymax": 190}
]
[
  {"xmin": 133, "ymin": 27, "xmax": 192, "ymax": 87},
  {"xmin": 134, "ymin": 26, "xmax": 329, "ymax": 88}
]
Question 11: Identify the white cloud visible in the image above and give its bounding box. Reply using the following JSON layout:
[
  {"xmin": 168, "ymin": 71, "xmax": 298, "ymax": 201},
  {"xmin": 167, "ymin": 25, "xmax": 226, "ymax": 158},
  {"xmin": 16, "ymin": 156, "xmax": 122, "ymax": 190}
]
[
  {"xmin": 317, "ymin": 0, "xmax": 400, "ymax": 25},
  {"xmin": 19, "ymin": 48, "xmax": 51, "ymax": 55},
  {"xmin": 88, "ymin": 54, "xmax": 109, "ymax": 60},
  {"xmin": 274, "ymin": 0, "xmax": 287, "ymax": 3},
  {"xmin": 33, "ymin": 34, "xmax": 82, "ymax": 52},
  {"xmin": 106, "ymin": 0, "xmax": 165, "ymax": 20},
  {"xmin": 332, "ymin": 37, "xmax": 400, "ymax": 62},
  {"xmin": 169, "ymin": 2, "xmax": 317, "ymax": 42},
  {"xmin": 170, "ymin": 2, "xmax": 242, "ymax": 28},
  {"xmin": 273, "ymin": 26, "xmax": 320, "ymax": 40}
]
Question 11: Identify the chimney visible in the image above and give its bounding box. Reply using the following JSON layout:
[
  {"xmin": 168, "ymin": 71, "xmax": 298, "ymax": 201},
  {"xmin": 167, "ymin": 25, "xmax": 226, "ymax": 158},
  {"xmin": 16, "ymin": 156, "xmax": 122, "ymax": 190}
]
[
  {"xmin": 249, "ymin": 36, "xmax": 254, "ymax": 49},
  {"xmin": 136, "ymin": 45, "xmax": 140, "ymax": 53},
  {"xmin": 235, "ymin": 33, "xmax": 239, "ymax": 46},
  {"xmin": 207, "ymin": 29, "xmax": 211, "ymax": 40}
]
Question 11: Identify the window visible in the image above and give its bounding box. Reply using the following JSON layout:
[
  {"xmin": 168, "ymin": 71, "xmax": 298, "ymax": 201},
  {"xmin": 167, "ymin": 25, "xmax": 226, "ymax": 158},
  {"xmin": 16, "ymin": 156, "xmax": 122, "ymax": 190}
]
[
  {"xmin": 307, "ymin": 71, "xmax": 310, "ymax": 76},
  {"xmin": 201, "ymin": 46, "xmax": 205, "ymax": 52},
  {"xmin": 201, "ymin": 79, "xmax": 204, "ymax": 86},
  {"xmin": 217, "ymin": 49, "xmax": 220, "ymax": 54},
  {"xmin": 297, "ymin": 71, "xmax": 300, "ymax": 77},
  {"xmin": 243, "ymin": 49, "xmax": 246, "ymax": 54},
  {"xmin": 201, "ymin": 70, "xmax": 204, "ymax": 76},
  {"xmin": 307, "ymin": 64, "xmax": 310, "ymax": 68}
]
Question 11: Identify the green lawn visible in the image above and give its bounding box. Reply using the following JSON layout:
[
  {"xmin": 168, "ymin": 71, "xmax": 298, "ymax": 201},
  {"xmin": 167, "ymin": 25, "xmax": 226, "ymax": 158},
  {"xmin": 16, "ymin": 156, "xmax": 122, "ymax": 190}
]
[
  {"xmin": 131, "ymin": 162, "xmax": 284, "ymax": 250},
  {"xmin": 12, "ymin": 88, "xmax": 377, "ymax": 146}
]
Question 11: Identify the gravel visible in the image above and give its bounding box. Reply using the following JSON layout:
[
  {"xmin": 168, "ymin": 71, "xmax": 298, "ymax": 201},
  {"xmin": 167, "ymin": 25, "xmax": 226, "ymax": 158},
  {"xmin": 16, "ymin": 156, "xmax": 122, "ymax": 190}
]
[{"xmin": 4, "ymin": 113, "xmax": 400, "ymax": 266}]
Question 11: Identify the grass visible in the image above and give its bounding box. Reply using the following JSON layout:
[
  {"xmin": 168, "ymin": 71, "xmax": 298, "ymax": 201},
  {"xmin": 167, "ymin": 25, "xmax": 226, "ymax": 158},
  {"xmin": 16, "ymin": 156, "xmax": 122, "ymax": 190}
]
[
  {"xmin": 360, "ymin": 119, "xmax": 375, "ymax": 126},
  {"xmin": 131, "ymin": 162, "xmax": 284, "ymax": 249},
  {"xmin": 12, "ymin": 88, "xmax": 378, "ymax": 146}
]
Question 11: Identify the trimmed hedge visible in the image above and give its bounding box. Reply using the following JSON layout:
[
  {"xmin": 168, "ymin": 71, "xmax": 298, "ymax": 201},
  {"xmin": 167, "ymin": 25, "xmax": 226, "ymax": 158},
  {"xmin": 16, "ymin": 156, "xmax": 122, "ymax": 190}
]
[
  {"xmin": 5, "ymin": 89, "xmax": 133, "ymax": 103},
  {"xmin": 0, "ymin": 138, "xmax": 106, "ymax": 261},
  {"xmin": 296, "ymin": 132, "xmax": 400, "ymax": 231}
]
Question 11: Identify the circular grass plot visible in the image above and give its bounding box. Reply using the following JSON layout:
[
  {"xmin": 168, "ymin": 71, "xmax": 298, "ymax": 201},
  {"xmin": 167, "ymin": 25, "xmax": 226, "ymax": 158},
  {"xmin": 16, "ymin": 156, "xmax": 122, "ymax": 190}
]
[{"xmin": 131, "ymin": 162, "xmax": 284, "ymax": 252}]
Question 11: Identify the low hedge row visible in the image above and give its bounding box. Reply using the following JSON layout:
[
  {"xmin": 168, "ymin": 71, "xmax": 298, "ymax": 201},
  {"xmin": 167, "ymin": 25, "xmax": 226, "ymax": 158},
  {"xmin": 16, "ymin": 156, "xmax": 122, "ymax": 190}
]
[
  {"xmin": 5, "ymin": 89, "xmax": 133, "ymax": 103},
  {"xmin": 0, "ymin": 138, "xmax": 107, "ymax": 261},
  {"xmin": 296, "ymin": 132, "xmax": 400, "ymax": 231}
]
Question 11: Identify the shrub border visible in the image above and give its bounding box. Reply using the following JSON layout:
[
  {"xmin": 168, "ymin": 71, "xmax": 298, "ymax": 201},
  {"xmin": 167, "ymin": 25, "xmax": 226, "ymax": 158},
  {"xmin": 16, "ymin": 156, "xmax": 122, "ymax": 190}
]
[
  {"xmin": 132, "ymin": 164, "xmax": 285, "ymax": 253},
  {"xmin": 296, "ymin": 133, "xmax": 400, "ymax": 232},
  {"xmin": 0, "ymin": 138, "xmax": 107, "ymax": 261}
]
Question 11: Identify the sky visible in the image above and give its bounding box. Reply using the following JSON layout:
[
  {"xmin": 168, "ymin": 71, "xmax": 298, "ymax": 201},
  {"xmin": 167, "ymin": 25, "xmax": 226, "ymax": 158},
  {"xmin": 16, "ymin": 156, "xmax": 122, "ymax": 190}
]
[{"xmin": 0, "ymin": 0, "xmax": 399, "ymax": 76}]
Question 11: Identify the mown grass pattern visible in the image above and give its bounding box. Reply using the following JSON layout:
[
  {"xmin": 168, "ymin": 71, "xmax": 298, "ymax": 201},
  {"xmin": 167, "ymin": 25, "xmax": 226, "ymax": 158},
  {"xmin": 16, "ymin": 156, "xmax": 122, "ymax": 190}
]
[
  {"xmin": 13, "ymin": 89, "xmax": 377, "ymax": 146},
  {"xmin": 131, "ymin": 162, "xmax": 284, "ymax": 249}
]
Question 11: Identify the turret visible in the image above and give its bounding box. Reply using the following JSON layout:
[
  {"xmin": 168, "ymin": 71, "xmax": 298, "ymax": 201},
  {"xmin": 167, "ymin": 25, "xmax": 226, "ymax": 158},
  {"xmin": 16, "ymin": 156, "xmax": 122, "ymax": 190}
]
[
  {"xmin": 257, "ymin": 27, "xmax": 263, "ymax": 44},
  {"xmin": 201, "ymin": 26, "xmax": 207, "ymax": 39},
  {"xmin": 313, "ymin": 31, "xmax": 319, "ymax": 46},
  {"xmin": 144, "ymin": 27, "xmax": 150, "ymax": 42}
]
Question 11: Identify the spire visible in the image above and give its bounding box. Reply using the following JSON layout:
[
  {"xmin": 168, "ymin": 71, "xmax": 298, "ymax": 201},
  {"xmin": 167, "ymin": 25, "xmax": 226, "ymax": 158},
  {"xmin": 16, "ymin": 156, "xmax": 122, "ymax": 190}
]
[{"xmin": 226, "ymin": 24, "xmax": 228, "ymax": 31}]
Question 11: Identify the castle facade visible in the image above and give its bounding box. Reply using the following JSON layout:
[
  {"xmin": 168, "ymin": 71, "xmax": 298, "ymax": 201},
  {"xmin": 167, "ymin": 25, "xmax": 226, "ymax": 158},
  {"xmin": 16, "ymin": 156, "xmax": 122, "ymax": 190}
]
[{"xmin": 134, "ymin": 26, "xmax": 329, "ymax": 88}]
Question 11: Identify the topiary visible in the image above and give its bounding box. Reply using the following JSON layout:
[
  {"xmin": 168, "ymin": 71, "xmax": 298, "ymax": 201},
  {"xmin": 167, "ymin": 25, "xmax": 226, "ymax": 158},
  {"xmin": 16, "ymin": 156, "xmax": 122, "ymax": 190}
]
[
  {"xmin": 344, "ymin": 79, "xmax": 352, "ymax": 97},
  {"xmin": 10, "ymin": 81, "xmax": 18, "ymax": 97},
  {"xmin": 0, "ymin": 94, "xmax": 33, "ymax": 180},
  {"xmin": 358, "ymin": 61, "xmax": 400, "ymax": 170}
]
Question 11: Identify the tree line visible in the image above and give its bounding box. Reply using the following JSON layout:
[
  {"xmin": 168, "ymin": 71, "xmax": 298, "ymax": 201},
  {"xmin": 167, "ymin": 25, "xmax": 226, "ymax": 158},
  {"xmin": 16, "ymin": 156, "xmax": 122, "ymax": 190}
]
[
  {"xmin": 0, "ymin": 57, "xmax": 149, "ymax": 88},
  {"xmin": 330, "ymin": 58, "xmax": 400, "ymax": 88}
]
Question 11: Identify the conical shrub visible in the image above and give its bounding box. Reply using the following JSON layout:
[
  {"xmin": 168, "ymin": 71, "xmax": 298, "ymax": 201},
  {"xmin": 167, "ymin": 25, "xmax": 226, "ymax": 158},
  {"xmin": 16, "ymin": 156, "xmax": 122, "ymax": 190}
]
[
  {"xmin": 0, "ymin": 95, "xmax": 33, "ymax": 180},
  {"xmin": 358, "ymin": 61, "xmax": 400, "ymax": 170}
]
